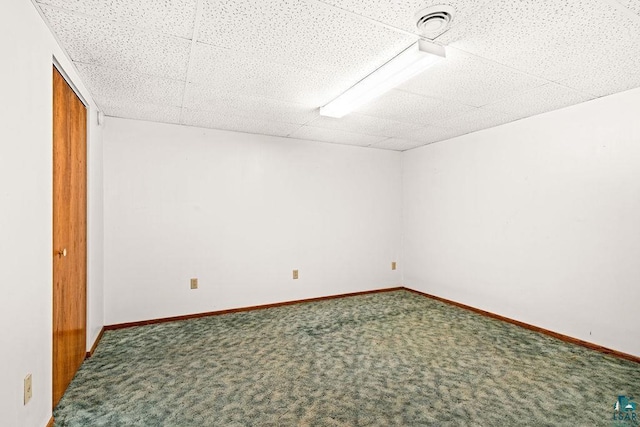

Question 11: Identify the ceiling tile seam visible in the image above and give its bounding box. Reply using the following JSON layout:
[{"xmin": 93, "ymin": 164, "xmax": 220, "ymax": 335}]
[
  {"xmin": 393, "ymin": 88, "xmax": 480, "ymax": 110},
  {"xmin": 301, "ymin": 120, "xmax": 434, "ymax": 141},
  {"xmin": 103, "ymin": 113, "xmax": 180, "ymax": 126},
  {"xmin": 299, "ymin": 115, "xmax": 322, "ymax": 127},
  {"xmin": 178, "ymin": 123, "xmax": 292, "ymax": 140},
  {"xmin": 477, "ymin": 82, "xmax": 595, "ymax": 115},
  {"xmin": 306, "ymin": 0, "xmax": 420, "ymax": 39},
  {"xmin": 72, "ymin": 61, "xmax": 188, "ymax": 84},
  {"xmin": 349, "ymin": 111, "xmax": 456, "ymax": 134},
  {"xmin": 370, "ymin": 136, "xmax": 394, "ymax": 147},
  {"xmin": 598, "ymin": 0, "xmax": 640, "ymax": 23},
  {"xmin": 29, "ymin": 1, "xmax": 103, "ymax": 112},
  {"xmin": 443, "ymin": 46, "xmax": 559, "ymax": 86},
  {"xmin": 285, "ymin": 135, "xmax": 374, "ymax": 148},
  {"xmin": 98, "ymin": 99, "xmax": 185, "ymax": 110},
  {"xmin": 296, "ymin": 124, "xmax": 414, "ymax": 142},
  {"xmin": 431, "ymin": 0, "xmax": 495, "ymax": 43},
  {"xmin": 184, "ymin": 85, "xmax": 323, "ymax": 113},
  {"xmin": 183, "ymin": 107, "xmax": 313, "ymax": 129},
  {"xmin": 285, "ymin": 124, "xmax": 307, "ymax": 138},
  {"xmin": 179, "ymin": 0, "xmax": 205, "ymax": 126},
  {"xmin": 36, "ymin": 2, "xmax": 195, "ymax": 42},
  {"xmin": 192, "ymin": 39, "xmax": 339, "ymax": 76},
  {"xmin": 540, "ymin": 80, "xmax": 599, "ymax": 101},
  {"xmin": 354, "ymin": 106, "xmax": 477, "ymax": 129}
]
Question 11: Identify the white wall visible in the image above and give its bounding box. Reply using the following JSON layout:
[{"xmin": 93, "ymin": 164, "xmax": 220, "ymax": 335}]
[
  {"xmin": 0, "ymin": 2, "xmax": 104, "ymax": 426},
  {"xmin": 87, "ymin": 107, "xmax": 105, "ymax": 351},
  {"xmin": 402, "ymin": 87, "xmax": 640, "ymax": 357},
  {"xmin": 103, "ymin": 118, "xmax": 402, "ymax": 325}
]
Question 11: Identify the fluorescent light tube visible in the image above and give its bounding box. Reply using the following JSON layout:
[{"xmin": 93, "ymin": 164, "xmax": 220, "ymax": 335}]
[{"xmin": 320, "ymin": 40, "xmax": 446, "ymax": 118}]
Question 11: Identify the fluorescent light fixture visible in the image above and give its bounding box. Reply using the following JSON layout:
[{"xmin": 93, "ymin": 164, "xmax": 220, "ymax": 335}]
[{"xmin": 320, "ymin": 40, "xmax": 445, "ymax": 118}]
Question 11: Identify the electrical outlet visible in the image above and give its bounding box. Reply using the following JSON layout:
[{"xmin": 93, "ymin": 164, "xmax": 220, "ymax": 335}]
[
  {"xmin": 190, "ymin": 278, "xmax": 198, "ymax": 289},
  {"xmin": 292, "ymin": 269, "xmax": 299, "ymax": 280},
  {"xmin": 391, "ymin": 262, "xmax": 397, "ymax": 270},
  {"xmin": 24, "ymin": 374, "xmax": 32, "ymax": 405}
]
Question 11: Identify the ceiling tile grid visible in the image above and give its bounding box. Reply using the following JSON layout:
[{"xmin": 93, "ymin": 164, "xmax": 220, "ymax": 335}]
[
  {"xmin": 40, "ymin": 5, "xmax": 191, "ymax": 80},
  {"xmin": 289, "ymin": 125, "xmax": 388, "ymax": 147},
  {"xmin": 559, "ymin": 68, "xmax": 640, "ymax": 99},
  {"xmin": 34, "ymin": 0, "xmax": 640, "ymax": 151},
  {"xmin": 183, "ymin": 83, "xmax": 319, "ymax": 125},
  {"xmin": 304, "ymin": 113, "xmax": 426, "ymax": 139},
  {"xmin": 356, "ymin": 89, "xmax": 476, "ymax": 127},
  {"xmin": 435, "ymin": 107, "xmax": 519, "ymax": 135},
  {"xmin": 187, "ymin": 43, "xmax": 352, "ymax": 107},
  {"xmin": 369, "ymin": 138, "xmax": 428, "ymax": 151},
  {"xmin": 197, "ymin": 0, "xmax": 418, "ymax": 79},
  {"xmin": 482, "ymin": 83, "xmax": 595, "ymax": 121},
  {"xmin": 438, "ymin": 0, "xmax": 640, "ymax": 84},
  {"xmin": 75, "ymin": 63, "xmax": 185, "ymax": 108},
  {"xmin": 628, "ymin": 0, "xmax": 640, "ymax": 15},
  {"xmin": 182, "ymin": 109, "xmax": 302, "ymax": 137},
  {"xmin": 319, "ymin": 0, "xmax": 493, "ymax": 37},
  {"xmin": 396, "ymin": 125, "xmax": 465, "ymax": 146},
  {"xmin": 97, "ymin": 99, "xmax": 183, "ymax": 125},
  {"xmin": 615, "ymin": 0, "xmax": 640, "ymax": 15},
  {"xmin": 397, "ymin": 47, "xmax": 548, "ymax": 107},
  {"xmin": 36, "ymin": 0, "xmax": 198, "ymax": 39}
]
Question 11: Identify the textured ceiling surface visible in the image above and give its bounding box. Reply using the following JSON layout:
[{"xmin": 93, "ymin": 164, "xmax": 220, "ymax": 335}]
[{"xmin": 35, "ymin": 0, "xmax": 640, "ymax": 151}]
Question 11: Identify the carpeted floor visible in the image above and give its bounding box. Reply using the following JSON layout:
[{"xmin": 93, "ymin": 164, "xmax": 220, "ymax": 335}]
[{"xmin": 54, "ymin": 290, "xmax": 640, "ymax": 426}]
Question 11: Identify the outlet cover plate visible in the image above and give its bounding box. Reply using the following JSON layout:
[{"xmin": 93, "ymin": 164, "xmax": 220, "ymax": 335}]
[{"xmin": 24, "ymin": 374, "xmax": 32, "ymax": 405}]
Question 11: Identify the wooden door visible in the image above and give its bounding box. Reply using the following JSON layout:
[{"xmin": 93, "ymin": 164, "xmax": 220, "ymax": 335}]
[{"xmin": 52, "ymin": 66, "xmax": 87, "ymax": 408}]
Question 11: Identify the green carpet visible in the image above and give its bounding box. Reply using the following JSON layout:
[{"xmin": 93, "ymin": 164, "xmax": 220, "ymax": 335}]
[{"xmin": 54, "ymin": 290, "xmax": 640, "ymax": 426}]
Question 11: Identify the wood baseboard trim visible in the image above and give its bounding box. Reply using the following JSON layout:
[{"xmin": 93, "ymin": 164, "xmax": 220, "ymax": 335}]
[
  {"xmin": 86, "ymin": 326, "xmax": 105, "ymax": 358},
  {"xmin": 105, "ymin": 287, "xmax": 404, "ymax": 331},
  {"xmin": 403, "ymin": 286, "xmax": 640, "ymax": 364},
  {"xmin": 46, "ymin": 416, "xmax": 54, "ymax": 427}
]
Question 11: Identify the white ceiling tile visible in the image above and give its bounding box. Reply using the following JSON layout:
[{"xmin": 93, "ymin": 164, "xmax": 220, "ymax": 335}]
[
  {"xmin": 398, "ymin": 47, "xmax": 547, "ymax": 107},
  {"xmin": 305, "ymin": 113, "xmax": 425, "ymax": 139},
  {"xmin": 41, "ymin": 6, "xmax": 191, "ymax": 80},
  {"xmin": 356, "ymin": 89, "xmax": 475, "ymax": 126},
  {"xmin": 99, "ymin": 98, "xmax": 182, "ymax": 124},
  {"xmin": 559, "ymin": 68, "xmax": 640, "ymax": 99},
  {"xmin": 35, "ymin": 0, "xmax": 640, "ymax": 148},
  {"xmin": 436, "ymin": 107, "xmax": 519, "ymax": 134},
  {"xmin": 197, "ymin": 0, "xmax": 418, "ymax": 79},
  {"xmin": 439, "ymin": 0, "xmax": 640, "ymax": 82},
  {"xmin": 289, "ymin": 126, "xmax": 387, "ymax": 147},
  {"xmin": 369, "ymin": 138, "xmax": 426, "ymax": 151},
  {"xmin": 183, "ymin": 84, "xmax": 318, "ymax": 125},
  {"xmin": 396, "ymin": 125, "xmax": 464, "ymax": 145},
  {"xmin": 36, "ymin": 0, "xmax": 197, "ymax": 38},
  {"xmin": 484, "ymin": 83, "xmax": 594, "ymax": 120},
  {"xmin": 320, "ymin": 0, "xmax": 492, "ymax": 36},
  {"xmin": 188, "ymin": 43, "xmax": 355, "ymax": 107},
  {"xmin": 75, "ymin": 63, "xmax": 185, "ymax": 107},
  {"xmin": 627, "ymin": 0, "xmax": 640, "ymax": 15},
  {"xmin": 615, "ymin": 0, "xmax": 640, "ymax": 15},
  {"xmin": 181, "ymin": 109, "xmax": 301, "ymax": 137}
]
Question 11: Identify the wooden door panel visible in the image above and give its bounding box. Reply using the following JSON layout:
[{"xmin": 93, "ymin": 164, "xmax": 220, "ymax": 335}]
[{"xmin": 52, "ymin": 66, "xmax": 87, "ymax": 408}]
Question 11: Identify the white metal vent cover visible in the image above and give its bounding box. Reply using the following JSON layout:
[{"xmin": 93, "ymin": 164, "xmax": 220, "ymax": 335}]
[{"xmin": 415, "ymin": 5, "xmax": 455, "ymax": 38}]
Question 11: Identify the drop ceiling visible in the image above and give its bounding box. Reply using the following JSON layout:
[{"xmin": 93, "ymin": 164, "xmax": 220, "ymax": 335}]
[{"xmin": 34, "ymin": 0, "xmax": 640, "ymax": 151}]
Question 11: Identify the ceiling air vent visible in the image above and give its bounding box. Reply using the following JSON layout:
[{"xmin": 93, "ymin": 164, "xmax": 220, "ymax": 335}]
[{"xmin": 414, "ymin": 5, "xmax": 455, "ymax": 38}]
